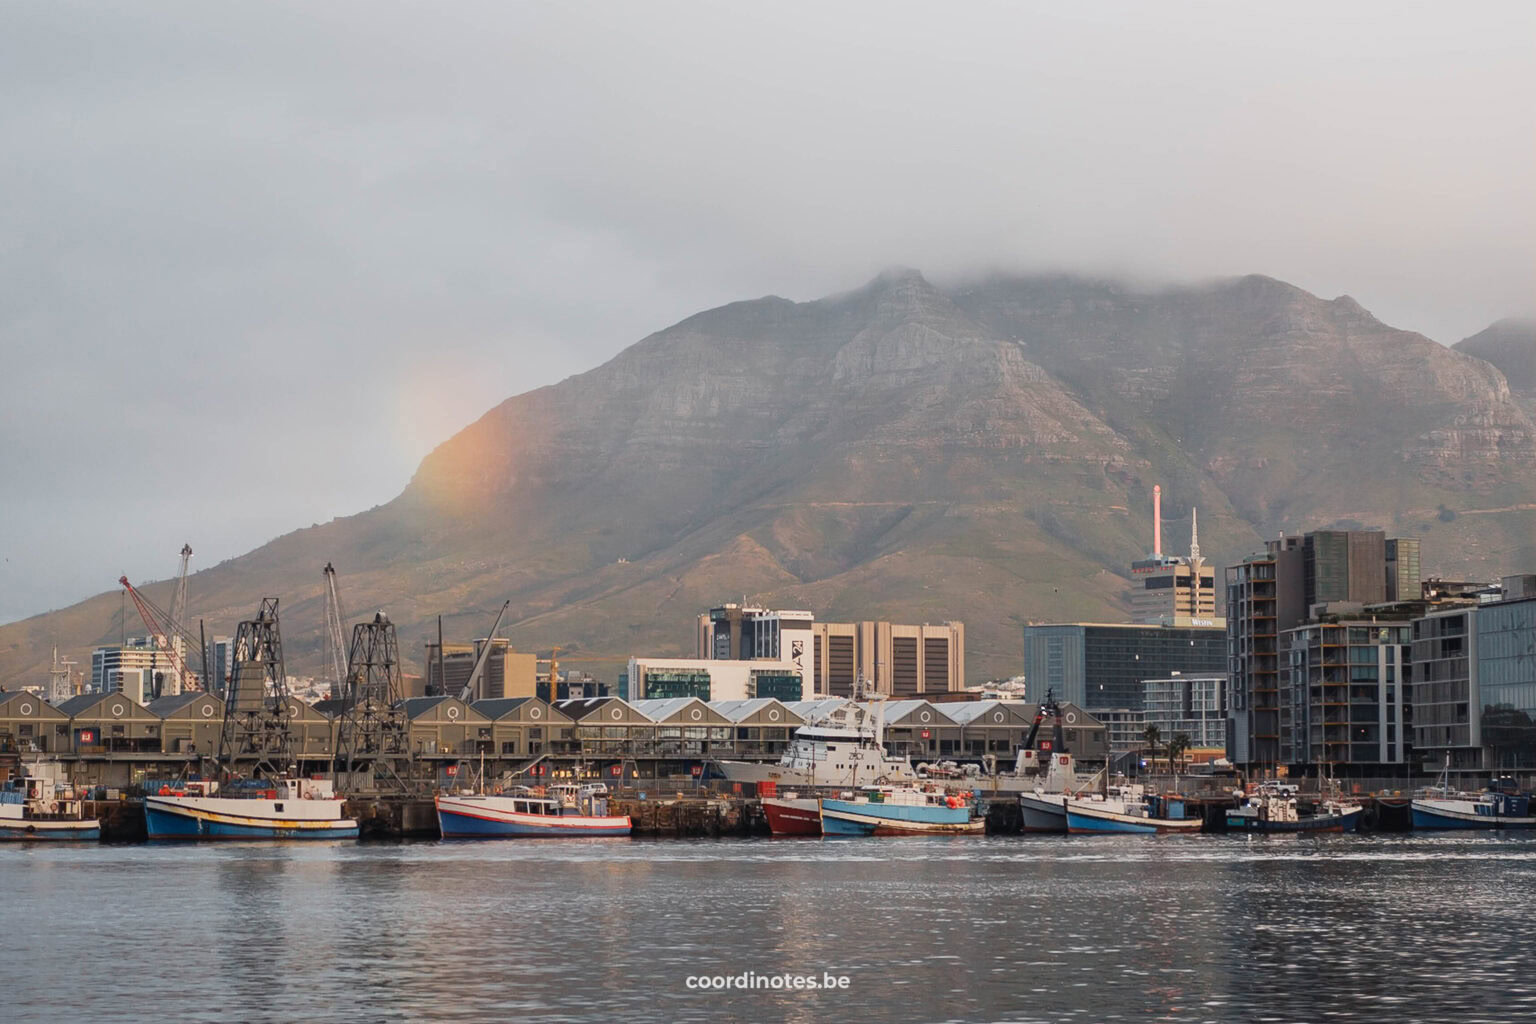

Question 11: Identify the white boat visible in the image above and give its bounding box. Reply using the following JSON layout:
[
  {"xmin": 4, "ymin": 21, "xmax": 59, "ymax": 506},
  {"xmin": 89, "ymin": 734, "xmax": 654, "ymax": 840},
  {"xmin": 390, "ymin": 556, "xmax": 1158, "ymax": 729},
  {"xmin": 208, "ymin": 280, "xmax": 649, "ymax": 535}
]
[
  {"xmin": 437, "ymin": 783, "xmax": 631, "ymax": 838},
  {"xmin": 144, "ymin": 776, "xmax": 359, "ymax": 840},
  {"xmin": 1227, "ymin": 784, "xmax": 1363, "ymax": 833},
  {"xmin": 716, "ymin": 700, "xmax": 916, "ymax": 788},
  {"xmin": 0, "ymin": 762, "xmax": 99, "ymax": 841}
]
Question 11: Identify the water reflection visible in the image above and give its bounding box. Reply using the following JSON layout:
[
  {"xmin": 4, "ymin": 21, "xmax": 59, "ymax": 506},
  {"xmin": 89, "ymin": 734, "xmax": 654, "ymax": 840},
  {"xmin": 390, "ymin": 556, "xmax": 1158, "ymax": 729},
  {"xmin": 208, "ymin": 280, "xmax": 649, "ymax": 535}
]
[{"xmin": 3, "ymin": 835, "xmax": 1534, "ymax": 1022}]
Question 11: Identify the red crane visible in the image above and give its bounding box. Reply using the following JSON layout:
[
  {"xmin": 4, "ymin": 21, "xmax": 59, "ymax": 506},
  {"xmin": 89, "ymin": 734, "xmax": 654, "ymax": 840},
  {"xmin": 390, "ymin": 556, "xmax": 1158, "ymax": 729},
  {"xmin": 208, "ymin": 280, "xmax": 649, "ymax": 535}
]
[{"xmin": 118, "ymin": 575, "xmax": 200, "ymax": 696}]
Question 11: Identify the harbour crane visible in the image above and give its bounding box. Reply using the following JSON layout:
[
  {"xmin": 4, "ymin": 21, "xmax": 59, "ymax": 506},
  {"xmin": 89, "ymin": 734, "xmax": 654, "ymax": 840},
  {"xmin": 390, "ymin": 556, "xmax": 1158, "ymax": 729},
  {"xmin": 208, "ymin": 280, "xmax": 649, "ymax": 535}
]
[
  {"xmin": 118, "ymin": 574, "xmax": 204, "ymax": 698},
  {"xmin": 166, "ymin": 545, "xmax": 192, "ymax": 660},
  {"xmin": 322, "ymin": 563, "xmax": 349, "ymax": 699},
  {"xmin": 456, "ymin": 601, "xmax": 511, "ymax": 702}
]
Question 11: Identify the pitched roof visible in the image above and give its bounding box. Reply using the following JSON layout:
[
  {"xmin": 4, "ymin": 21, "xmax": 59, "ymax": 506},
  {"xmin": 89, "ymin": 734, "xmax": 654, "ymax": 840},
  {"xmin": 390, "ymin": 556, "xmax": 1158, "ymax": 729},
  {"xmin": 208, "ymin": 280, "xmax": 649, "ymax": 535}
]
[
  {"xmin": 471, "ymin": 697, "xmax": 535, "ymax": 719},
  {"xmin": 400, "ymin": 695, "xmax": 451, "ymax": 718},
  {"xmin": 146, "ymin": 693, "xmax": 213, "ymax": 716}
]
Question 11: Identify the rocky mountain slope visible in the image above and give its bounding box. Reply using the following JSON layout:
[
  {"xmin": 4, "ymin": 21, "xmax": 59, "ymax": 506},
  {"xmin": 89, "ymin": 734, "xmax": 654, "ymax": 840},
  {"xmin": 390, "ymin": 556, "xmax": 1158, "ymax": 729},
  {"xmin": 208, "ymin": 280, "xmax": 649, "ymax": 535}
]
[{"xmin": 6, "ymin": 271, "xmax": 1535, "ymax": 685}]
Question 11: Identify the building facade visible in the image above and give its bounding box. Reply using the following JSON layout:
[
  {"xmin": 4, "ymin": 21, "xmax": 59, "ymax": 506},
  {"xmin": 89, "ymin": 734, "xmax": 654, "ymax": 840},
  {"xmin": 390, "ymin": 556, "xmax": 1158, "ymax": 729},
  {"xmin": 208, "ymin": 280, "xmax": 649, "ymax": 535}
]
[
  {"xmin": 1022, "ymin": 622, "xmax": 1226, "ymax": 711},
  {"xmin": 1142, "ymin": 675, "xmax": 1227, "ymax": 753},
  {"xmin": 1280, "ymin": 615, "xmax": 1413, "ymax": 773},
  {"xmin": 626, "ymin": 657, "xmax": 804, "ymax": 703},
  {"xmin": 809, "ymin": 620, "xmax": 965, "ymax": 697},
  {"xmin": 90, "ymin": 638, "xmax": 181, "ymax": 703},
  {"xmin": 1227, "ymin": 528, "xmax": 1422, "ymax": 767},
  {"xmin": 1411, "ymin": 580, "xmax": 1536, "ymax": 781}
]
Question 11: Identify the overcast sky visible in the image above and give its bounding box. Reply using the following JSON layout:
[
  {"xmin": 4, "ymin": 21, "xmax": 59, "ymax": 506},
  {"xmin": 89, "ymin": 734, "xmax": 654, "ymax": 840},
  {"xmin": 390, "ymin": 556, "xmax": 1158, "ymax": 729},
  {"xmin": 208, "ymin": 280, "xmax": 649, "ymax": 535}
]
[{"xmin": 2, "ymin": 1, "xmax": 1533, "ymax": 625}]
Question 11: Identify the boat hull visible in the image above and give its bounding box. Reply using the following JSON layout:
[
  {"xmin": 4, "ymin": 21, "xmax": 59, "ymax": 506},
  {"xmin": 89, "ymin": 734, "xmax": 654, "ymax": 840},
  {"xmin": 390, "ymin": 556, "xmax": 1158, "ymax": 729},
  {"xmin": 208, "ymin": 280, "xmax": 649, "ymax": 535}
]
[
  {"xmin": 145, "ymin": 798, "xmax": 359, "ymax": 840},
  {"xmin": 436, "ymin": 796, "xmax": 632, "ymax": 838},
  {"xmin": 819, "ymin": 798, "xmax": 983, "ymax": 836},
  {"xmin": 0, "ymin": 820, "xmax": 101, "ymax": 841},
  {"xmin": 1066, "ymin": 803, "xmax": 1202, "ymax": 835},
  {"xmin": 1411, "ymin": 800, "xmax": 1536, "ymax": 831},
  {"xmin": 763, "ymin": 797, "xmax": 822, "ymax": 836},
  {"xmin": 1018, "ymin": 793, "xmax": 1068, "ymax": 833},
  {"xmin": 1226, "ymin": 809, "xmax": 1362, "ymax": 833}
]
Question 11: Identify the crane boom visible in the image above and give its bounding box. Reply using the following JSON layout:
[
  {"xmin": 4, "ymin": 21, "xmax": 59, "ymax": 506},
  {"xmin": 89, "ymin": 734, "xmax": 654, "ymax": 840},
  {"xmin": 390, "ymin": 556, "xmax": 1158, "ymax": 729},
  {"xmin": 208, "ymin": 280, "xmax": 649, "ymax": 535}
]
[
  {"xmin": 457, "ymin": 601, "xmax": 510, "ymax": 702},
  {"xmin": 322, "ymin": 563, "xmax": 349, "ymax": 697},
  {"xmin": 167, "ymin": 544, "xmax": 192, "ymax": 651},
  {"xmin": 118, "ymin": 575, "xmax": 199, "ymax": 696}
]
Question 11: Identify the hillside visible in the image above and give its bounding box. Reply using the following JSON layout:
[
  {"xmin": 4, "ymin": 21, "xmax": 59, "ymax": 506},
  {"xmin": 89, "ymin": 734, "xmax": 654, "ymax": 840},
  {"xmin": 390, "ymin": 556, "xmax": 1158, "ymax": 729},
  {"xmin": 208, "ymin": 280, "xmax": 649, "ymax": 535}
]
[{"xmin": 6, "ymin": 271, "xmax": 1536, "ymax": 686}]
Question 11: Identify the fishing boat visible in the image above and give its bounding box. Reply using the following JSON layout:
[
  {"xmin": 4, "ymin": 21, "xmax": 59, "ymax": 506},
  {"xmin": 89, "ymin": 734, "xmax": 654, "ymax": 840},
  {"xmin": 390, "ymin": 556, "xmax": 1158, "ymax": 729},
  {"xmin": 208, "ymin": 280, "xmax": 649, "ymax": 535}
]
[
  {"xmin": 1065, "ymin": 792, "xmax": 1202, "ymax": 835},
  {"xmin": 820, "ymin": 785, "xmax": 984, "ymax": 836},
  {"xmin": 763, "ymin": 790, "xmax": 823, "ymax": 836},
  {"xmin": 1409, "ymin": 756, "xmax": 1536, "ymax": 830},
  {"xmin": 0, "ymin": 762, "xmax": 100, "ymax": 841},
  {"xmin": 1226, "ymin": 785, "xmax": 1363, "ymax": 833},
  {"xmin": 144, "ymin": 776, "xmax": 359, "ymax": 840},
  {"xmin": 436, "ymin": 783, "xmax": 632, "ymax": 838},
  {"xmin": 715, "ymin": 693, "xmax": 917, "ymax": 789}
]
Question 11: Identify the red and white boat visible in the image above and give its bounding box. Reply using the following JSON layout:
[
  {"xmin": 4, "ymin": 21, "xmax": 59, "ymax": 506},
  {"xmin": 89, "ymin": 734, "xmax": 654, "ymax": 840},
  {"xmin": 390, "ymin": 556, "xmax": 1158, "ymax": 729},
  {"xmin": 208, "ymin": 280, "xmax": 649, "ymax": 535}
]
[{"xmin": 763, "ymin": 792, "xmax": 822, "ymax": 836}]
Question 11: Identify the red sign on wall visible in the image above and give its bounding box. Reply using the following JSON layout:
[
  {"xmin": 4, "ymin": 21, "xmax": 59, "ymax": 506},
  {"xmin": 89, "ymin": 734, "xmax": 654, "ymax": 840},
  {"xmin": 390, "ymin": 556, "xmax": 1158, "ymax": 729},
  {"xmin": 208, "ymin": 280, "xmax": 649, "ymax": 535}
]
[
  {"xmin": 920, "ymin": 729, "xmax": 931, "ymax": 739},
  {"xmin": 77, "ymin": 729, "xmax": 96, "ymax": 743},
  {"xmin": 1040, "ymin": 740, "xmax": 1053, "ymax": 752},
  {"xmin": 445, "ymin": 765, "xmax": 458, "ymax": 776},
  {"xmin": 690, "ymin": 765, "xmax": 702, "ymax": 776}
]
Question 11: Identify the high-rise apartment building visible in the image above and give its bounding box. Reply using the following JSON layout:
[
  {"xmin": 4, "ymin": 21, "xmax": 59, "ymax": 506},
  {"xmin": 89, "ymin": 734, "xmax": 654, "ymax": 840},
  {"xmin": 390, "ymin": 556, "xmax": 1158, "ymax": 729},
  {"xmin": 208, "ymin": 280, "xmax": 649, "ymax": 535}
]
[{"xmin": 1227, "ymin": 528, "xmax": 1423, "ymax": 767}]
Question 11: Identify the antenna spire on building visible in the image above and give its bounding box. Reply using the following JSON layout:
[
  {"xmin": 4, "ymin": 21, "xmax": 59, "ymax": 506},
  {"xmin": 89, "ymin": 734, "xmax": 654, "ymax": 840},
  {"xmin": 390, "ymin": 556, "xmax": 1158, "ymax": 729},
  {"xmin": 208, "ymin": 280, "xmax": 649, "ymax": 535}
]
[
  {"xmin": 1190, "ymin": 507, "xmax": 1201, "ymax": 563},
  {"xmin": 1153, "ymin": 485, "xmax": 1163, "ymax": 558}
]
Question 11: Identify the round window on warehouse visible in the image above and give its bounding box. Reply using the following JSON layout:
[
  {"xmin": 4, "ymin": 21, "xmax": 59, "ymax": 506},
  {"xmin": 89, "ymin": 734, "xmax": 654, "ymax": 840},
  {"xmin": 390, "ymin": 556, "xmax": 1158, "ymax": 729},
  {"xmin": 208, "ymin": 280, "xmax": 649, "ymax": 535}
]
[
  {"xmin": 447, "ymin": 706, "xmax": 460, "ymax": 720},
  {"xmin": 202, "ymin": 705, "xmax": 215, "ymax": 718},
  {"xmin": 993, "ymin": 711, "xmax": 1004, "ymax": 723},
  {"xmin": 920, "ymin": 711, "xmax": 931, "ymax": 723},
  {"xmin": 768, "ymin": 710, "xmax": 780, "ymax": 722},
  {"xmin": 1065, "ymin": 712, "xmax": 1077, "ymax": 724},
  {"xmin": 111, "ymin": 703, "xmax": 125, "ymax": 717},
  {"xmin": 19, "ymin": 702, "xmax": 33, "ymax": 716},
  {"xmin": 691, "ymin": 708, "xmax": 702, "ymax": 721},
  {"xmin": 530, "ymin": 707, "xmax": 542, "ymax": 719},
  {"xmin": 611, "ymin": 708, "xmax": 622, "ymax": 721}
]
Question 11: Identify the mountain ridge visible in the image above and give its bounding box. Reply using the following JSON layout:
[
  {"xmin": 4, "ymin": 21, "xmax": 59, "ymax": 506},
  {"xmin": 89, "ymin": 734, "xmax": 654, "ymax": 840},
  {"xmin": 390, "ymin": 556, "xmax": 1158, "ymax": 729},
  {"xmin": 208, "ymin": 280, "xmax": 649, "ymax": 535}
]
[{"xmin": 5, "ymin": 270, "xmax": 1534, "ymax": 686}]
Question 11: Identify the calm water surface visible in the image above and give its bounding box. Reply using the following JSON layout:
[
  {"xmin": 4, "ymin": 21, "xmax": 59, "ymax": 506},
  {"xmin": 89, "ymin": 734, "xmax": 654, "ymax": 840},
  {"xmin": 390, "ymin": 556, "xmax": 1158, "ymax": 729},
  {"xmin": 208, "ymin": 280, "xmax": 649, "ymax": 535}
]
[{"xmin": 5, "ymin": 833, "xmax": 1534, "ymax": 1023}]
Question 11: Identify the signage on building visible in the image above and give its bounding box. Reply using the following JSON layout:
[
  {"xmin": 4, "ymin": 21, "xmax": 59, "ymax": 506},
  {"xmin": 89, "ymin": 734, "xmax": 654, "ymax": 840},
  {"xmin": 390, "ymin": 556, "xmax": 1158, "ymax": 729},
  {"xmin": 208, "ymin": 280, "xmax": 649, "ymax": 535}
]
[
  {"xmin": 1040, "ymin": 739, "xmax": 1053, "ymax": 751},
  {"xmin": 690, "ymin": 765, "xmax": 702, "ymax": 776},
  {"xmin": 445, "ymin": 765, "xmax": 458, "ymax": 777},
  {"xmin": 77, "ymin": 729, "xmax": 96, "ymax": 743},
  {"xmin": 920, "ymin": 729, "xmax": 931, "ymax": 739}
]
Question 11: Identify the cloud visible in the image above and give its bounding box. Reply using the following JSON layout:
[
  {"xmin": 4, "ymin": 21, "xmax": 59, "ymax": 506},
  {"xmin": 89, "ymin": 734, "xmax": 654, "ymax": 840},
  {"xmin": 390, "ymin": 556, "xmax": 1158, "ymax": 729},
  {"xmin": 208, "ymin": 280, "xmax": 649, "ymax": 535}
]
[{"xmin": 2, "ymin": 0, "xmax": 1533, "ymax": 623}]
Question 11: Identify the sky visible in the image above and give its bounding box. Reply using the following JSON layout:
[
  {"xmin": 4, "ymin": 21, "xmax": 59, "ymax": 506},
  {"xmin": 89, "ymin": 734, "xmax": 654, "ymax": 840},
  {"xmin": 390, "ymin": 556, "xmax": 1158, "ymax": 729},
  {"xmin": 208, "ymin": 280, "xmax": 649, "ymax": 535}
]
[{"xmin": 2, "ymin": 1, "xmax": 1533, "ymax": 625}]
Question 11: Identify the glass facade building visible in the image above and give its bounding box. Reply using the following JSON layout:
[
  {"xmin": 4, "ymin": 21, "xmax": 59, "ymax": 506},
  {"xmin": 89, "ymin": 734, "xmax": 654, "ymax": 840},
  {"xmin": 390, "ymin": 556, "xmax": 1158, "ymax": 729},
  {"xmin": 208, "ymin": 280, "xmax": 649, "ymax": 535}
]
[{"xmin": 1023, "ymin": 623, "xmax": 1227, "ymax": 711}]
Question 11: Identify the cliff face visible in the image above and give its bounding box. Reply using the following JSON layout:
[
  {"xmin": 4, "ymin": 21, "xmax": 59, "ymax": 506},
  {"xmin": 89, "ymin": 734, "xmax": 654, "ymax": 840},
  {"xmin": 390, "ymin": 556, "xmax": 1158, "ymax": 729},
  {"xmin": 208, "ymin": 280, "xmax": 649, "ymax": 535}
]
[{"xmin": 7, "ymin": 272, "xmax": 1536, "ymax": 685}]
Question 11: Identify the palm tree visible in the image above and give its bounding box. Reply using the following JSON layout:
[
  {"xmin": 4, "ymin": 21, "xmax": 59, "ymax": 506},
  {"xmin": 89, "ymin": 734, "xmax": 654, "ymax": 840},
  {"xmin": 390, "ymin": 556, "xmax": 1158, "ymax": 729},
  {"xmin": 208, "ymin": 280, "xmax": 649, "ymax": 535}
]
[
  {"xmin": 1142, "ymin": 724, "xmax": 1161, "ymax": 775},
  {"xmin": 1166, "ymin": 733, "xmax": 1193, "ymax": 783}
]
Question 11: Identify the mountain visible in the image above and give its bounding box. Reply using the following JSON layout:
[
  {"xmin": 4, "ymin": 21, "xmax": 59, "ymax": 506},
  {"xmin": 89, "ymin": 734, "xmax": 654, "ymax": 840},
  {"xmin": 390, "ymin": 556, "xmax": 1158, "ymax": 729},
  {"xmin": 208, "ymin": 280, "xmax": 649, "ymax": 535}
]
[
  {"xmin": 1456, "ymin": 319, "xmax": 1536, "ymax": 398},
  {"xmin": 6, "ymin": 271, "xmax": 1536, "ymax": 686}
]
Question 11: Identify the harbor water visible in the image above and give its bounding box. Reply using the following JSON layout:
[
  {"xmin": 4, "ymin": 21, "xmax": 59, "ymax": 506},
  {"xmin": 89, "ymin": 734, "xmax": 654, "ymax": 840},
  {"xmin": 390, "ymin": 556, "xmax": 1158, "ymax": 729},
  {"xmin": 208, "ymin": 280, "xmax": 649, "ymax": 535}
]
[{"xmin": 5, "ymin": 834, "xmax": 1534, "ymax": 1023}]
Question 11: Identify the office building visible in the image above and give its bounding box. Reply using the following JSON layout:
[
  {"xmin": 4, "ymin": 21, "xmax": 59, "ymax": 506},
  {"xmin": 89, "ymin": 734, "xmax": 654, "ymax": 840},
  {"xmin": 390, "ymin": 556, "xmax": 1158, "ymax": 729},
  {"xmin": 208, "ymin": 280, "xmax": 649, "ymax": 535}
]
[
  {"xmin": 1411, "ymin": 576, "xmax": 1536, "ymax": 781},
  {"xmin": 90, "ymin": 638, "xmax": 180, "ymax": 703},
  {"xmin": 1129, "ymin": 487, "xmax": 1217, "ymax": 623},
  {"xmin": 1022, "ymin": 622, "xmax": 1226, "ymax": 710},
  {"xmin": 697, "ymin": 603, "xmax": 965, "ymax": 697},
  {"xmin": 424, "ymin": 639, "xmax": 538, "ymax": 701},
  {"xmin": 807, "ymin": 620, "xmax": 965, "ymax": 697},
  {"xmin": 626, "ymin": 658, "xmax": 804, "ymax": 702}
]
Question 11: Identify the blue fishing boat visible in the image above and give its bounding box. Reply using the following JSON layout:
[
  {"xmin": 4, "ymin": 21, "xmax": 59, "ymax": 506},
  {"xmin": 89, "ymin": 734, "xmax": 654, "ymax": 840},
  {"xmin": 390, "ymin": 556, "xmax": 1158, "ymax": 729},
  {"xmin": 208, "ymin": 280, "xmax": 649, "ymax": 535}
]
[
  {"xmin": 144, "ymin": 777, "xmax": 359, "ymax": 840},
  {"xmin": 436, "ymin": 784, "xmax": 632, "ymax": 838},
  {"xmin": 1065, "ymin": 793, "xmax": 1201, "ymax": 835},
  {"xmin": 820, "ymin": 785, "xmax": 983, "ymax": 836}
]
